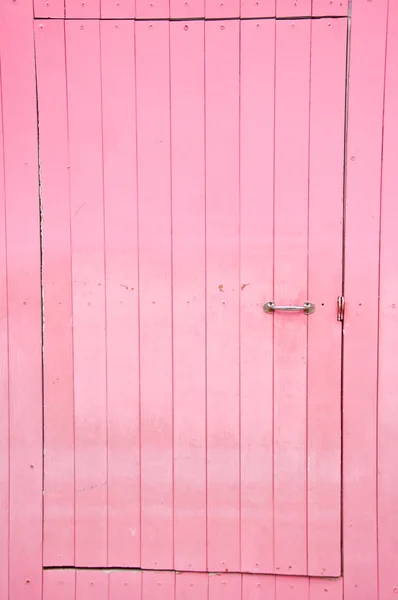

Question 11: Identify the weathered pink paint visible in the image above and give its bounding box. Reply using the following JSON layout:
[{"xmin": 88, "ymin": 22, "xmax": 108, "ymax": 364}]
[
  {"xmin": 35, "ymin": 17, "xmax": 346, "ymax": 577},
  {"xmin": 2, "ymin": 0, "xmax": 398, "ymax": 598},
  {"xmin": 34, "ymin": 0, "xmax": 348, "ymax": 17}
]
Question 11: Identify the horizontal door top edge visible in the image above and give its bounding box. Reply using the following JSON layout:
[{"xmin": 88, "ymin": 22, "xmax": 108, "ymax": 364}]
[{"xmin": 34, "ymin": 0, "xmax": 348, "ymax": 19}]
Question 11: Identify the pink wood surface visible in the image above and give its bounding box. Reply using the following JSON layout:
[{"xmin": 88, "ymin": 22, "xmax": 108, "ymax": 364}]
[
  {"xmin": 242, "ymin": 574, "xmax": 275, "ymax": 599},
  {"xmin": 310, "ymin": 577, "xmax": 343, "ymax": 600},
  {"xmin": 377, "ymin": 0, "xmax": 398, "ymax": 597},
  {"xmin": 135, "ymin": 20, "xmax": 174, "ymax": 569},
  {"xmin": 176, "ymin": 572, "xmax": 209, "ymax": 599},
  {"xmin": 0, "ymin": 45, "xmax": 9, "ymax": 600},
  {"xmin": 136, "ymin": 0, "xmax": 170, "ymax": 17},
  {"xmin": 65, "ymin": 19, "xmax": 108, "ymax": 566},
  {"xmin": 66, "ymin": 0, "xmax": 100, "ymax": 17},
  {"xmin": 239, "ymin": 18, "xmax": 275, "ymax": 575},
  {"xmin": 0, "ymin": 2, "xmax": 42, "ymax": 599},
  {"xmin": 208, "ymin": 574, "xmax": 242, "ymax": 600},
  {"xmin": 76, "ymin": 569, "xmax": 109, "ymax": 600},
  {"xmin": 273, "ymin": 18, "xmax": 311, "ymax": 576},
  {"xmin": 312, "ymin": 0, "xmax": 348, "ymax": 16},
  {"xmin": 205, "ymin": 0, "xmax": 239, "ymax": 17},
  {"xmin": 170, "ymin": 0, "xmax": 205, "ymax": 17},
  {"xmin": 36, "ymin": 0, "xmax": 347, "ymax": 16},
  {"xmin": 108, "ymin": 569, "xmax": 142, "ymax": 598},
  {"xmin": 276, "ymin": 0, "xmax": 311, "ymax": 17},
  {"xmin": 142, "ymin": 569, "xmax": 176, "ymax": 599},
  {"xmin": 34, "ymin": 0, "xmax": 64, "ymax": 17},
  {"xmin": 241, "ymin": 0, "xmax": 275, "ymax": 17},
  {"xmin": 43, "ymin": 571, "xmax": 344, "ymax": 599},
  {"xmin": 205, "ymin": 19, "xmax": 241, "ymax": 573},
  {"xmin": 43, "ymin": 569, "xmax": 76, "ymax": 600},
  {"xmin": 100, "ymin": 19, "xmax": 141, "ymax": 567},
  {"xmin": 343, "ymin": 0, "xmax": 388, "ymax": 598},
  {"xmin": 275, "ymin": 576, "xmax": 309, "ymax": 600},
  {"xmin": 35, "ymin": 20, "xmax": 75, "ymax": 567},
  {"xmin": 307, "ymin": 18, "xmax": 346, "ymax": 577},
  {"xmin": 170, "ymin": 20, "xmax": 207, "ymax": 572},
  {"xmin": 101, "ymin": 0, "xmax": 135, "ymax": 17}
]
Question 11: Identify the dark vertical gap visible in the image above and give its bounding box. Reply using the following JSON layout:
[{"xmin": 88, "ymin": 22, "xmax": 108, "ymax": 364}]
[
  {"xmin": 376, "ymin": 1, "xmax": 390, "ymax": 597},
  {"xmin": 340, "ymin": 5, "xmax": 352, "ymax": 577},
  {"xmin": 32, "ymin": 24, "xmax": 45, "ymax": 593}
]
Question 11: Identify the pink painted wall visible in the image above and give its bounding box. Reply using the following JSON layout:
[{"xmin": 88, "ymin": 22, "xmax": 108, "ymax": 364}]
[{"xmin": 0, "ymin": 0, "xmax": 397, "ymax": 598}]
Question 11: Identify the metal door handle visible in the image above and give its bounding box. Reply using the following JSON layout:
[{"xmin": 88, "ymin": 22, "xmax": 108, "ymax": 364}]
[{"xmin": 263, "ymin": 301, "xmax": 315, "ymax": 315}]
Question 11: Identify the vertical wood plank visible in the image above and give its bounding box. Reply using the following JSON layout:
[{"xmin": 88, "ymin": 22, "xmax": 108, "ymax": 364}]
[
  {"xmin": 35, "ymin": 20, "xmax": 75, "ymax": 567},
  {"xmin": 171, "ymin": 0, "xmax": 204, "ymax": 17},
  {"xmin": 0, "ymin": 46, "xmax": 9, "ymax": 600},
  {"xmin": 66, "ymin": 0, "xmax": 100, "ymax": 17},
  {"xmin": 101, "ymin": 0, "xmax": 135, "ymax": 17},
  {"xmin": 275, "ymin": 576, "xmax": 309, "ymax": 600},
  {"xmin": 34, "ymin": 0, "xmax": 65, "ymax": 17},
  {"xmin": 205, "ymin": 0, "xmax": 239, "ymax": 18},
  {"xmin": 65, "ymin": 19, "xmax": 108, "ymax": 566},
  {"xmin": 175, "ymin": 572, "xmax": 208, "ymax": 600},
  {"xmin": 240, "ymin": 18, "xmax": 275, "ymax": 575},
  {"xmin": 0, "ymin": 2, "xmax": 42, "ymax": 597},
  {"xmin": 76, "ymin": 570, "xmax": 109, "ymax": 600},
  {"xmin": 343, "ymin": 0, "xmax": 388, "ymax": 597},
  {"xmin": 135, "ymin": 20, "xmax": 173, "ymax": 569},
  {"xmin": 205, "ymin": 19, "xmax": 240, "ymax": 573},
  {"xmin": 273, "ymin": 18, "xmax": 311, "ymax": 576},
  {"xmin": 100, "ymin": 20, "xmax": 141, "ymax": 567},
  {"xmin": 312, "ymin": 0, "xmax": 348, "ymax": 17},
  {"xmin": 136, "ymin": 0, "xmax": 169, "ymax": 17},
  {"xmin": 310, "ymin": 577, "xmax": 343, "ymax": 600},
  {"xmin": 208, "ymin": 574, "xmax": 242, "ymax": 600},
  {"xmin": 109, "ymin": 570, "xmax": 142, "ymax": 599},
  {"xmin": 307, "ymin": 18, "xmax": 346, "ymax": 577},
  {"xmin": 240, "ymin": 0, "xmax": 275, "ymax": 17},
  {"xmin": 377, "ymin": 0, "xmax": 398, "ymax": 597},
  {"xmin": 142, "ymin": 570, "xmax": 175, "ymax": 600},
  {"xmin": 276, "ymin": 0, "xmax": 311, "ymax": 18},
  {"xmin": 242, "ymin": 575, "xmax": 275, "ymax": 600},
  {"xmin": 43, "ymin": 570, "xmax": 76, "ymax": 600},
  {"xmin": 170, "ymin": 20, "xmax": 207, "ymax": 572}
]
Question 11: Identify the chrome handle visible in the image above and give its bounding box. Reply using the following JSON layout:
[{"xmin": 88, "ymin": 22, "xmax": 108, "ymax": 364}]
[{"xmin": 263, "ymin": 301, "xmax": 315, "ymax": 315}]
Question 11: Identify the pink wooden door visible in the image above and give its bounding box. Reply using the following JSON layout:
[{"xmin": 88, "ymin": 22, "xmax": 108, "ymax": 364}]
[{"xmin": 35, "ymin": 16, "xmax": 347, "ymax": 577}]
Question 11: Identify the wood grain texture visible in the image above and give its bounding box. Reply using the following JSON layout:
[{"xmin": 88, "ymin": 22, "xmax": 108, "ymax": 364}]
[
  {"xmin": 100, "ymin": 19, "xmax": 141, "ymax": 567},
  {"xmin": 205, "ymin": 19, "xmax": 241, "ymax": 573},
  {"xmin": 0, "ymin": 2, "xmax": 42, "ymax": 598},
  {"xmin": 135, "ymin": 20, "xmax": 174, "ymax": 569},
  {"xmin": 343, "ymin": 0, "xmax": 388, "ymax": 598},
  {"xmin": 66, "ymin": 19, "xmax": 108, "ymax": 566},
  {"xmin": 240, "ymin": 17, "xmax": 275, "ymax": 575},
  {"xmin": 307, "ymin": 17, "xmax": 346, "ymax": 577},
  {"xmin": 170, "ymin": 20, "xmax": 207, "ymax": 572},
  {"xmin": 273, "ymin": 18, "xmax": 311, "ymax": 576}
]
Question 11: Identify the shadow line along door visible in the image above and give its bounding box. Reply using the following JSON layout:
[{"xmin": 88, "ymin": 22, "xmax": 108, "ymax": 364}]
[{"xmin": 35, "ymin": 16, "xmax": 347, "ymax": 576}]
